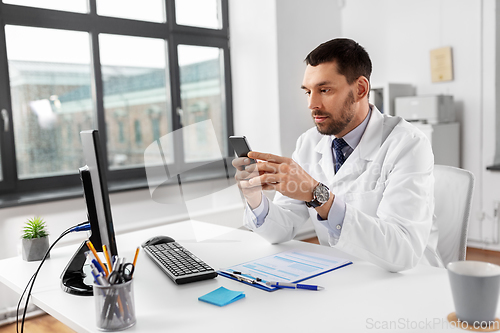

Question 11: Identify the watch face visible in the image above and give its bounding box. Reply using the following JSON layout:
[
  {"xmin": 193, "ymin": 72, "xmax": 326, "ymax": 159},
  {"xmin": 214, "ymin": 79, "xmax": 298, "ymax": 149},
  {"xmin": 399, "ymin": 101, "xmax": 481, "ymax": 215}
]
[{"xmin": 314, "ymin": 184, "xmax": 330, "ymax": 203}]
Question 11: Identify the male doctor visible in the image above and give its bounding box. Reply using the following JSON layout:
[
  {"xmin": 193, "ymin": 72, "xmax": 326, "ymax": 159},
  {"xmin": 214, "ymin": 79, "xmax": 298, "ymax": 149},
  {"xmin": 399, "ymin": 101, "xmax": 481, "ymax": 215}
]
[{"xmin": 233, "ymin": 38, "xmax": 443, "ymax": 272}]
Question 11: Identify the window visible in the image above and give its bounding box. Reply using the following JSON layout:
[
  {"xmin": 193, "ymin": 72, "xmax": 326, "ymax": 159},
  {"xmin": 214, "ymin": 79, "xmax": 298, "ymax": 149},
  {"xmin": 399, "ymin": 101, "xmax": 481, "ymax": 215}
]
[
  {"xmin": 175, "ymin": 0, "xmax": 221, "ymax": 29},
  {"xmin": 96, "ymin": 0, "xmax": 166, "ymax": 23},
  {"xmin": 5, "ymin": 26, "xmax": 93, "ymax": 179},
  {"xmin": 0, "ymin": 0, "xmax": 233, "ymax": 203},
  {"xmin": 3, "ymin": 0, "xmax": 87, "ymax": 13},
  {"xmin": 178, "ymin": 45, "xmax": 226, "ymax": 163},
  {"xmin": 99, "ymin": 33, "xmax": 170, "ymax": 169}
]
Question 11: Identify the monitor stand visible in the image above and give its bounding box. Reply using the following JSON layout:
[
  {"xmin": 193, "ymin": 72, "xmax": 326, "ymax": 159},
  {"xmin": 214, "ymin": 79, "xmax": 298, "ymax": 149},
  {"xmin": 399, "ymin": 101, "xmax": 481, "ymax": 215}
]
[
  {"xmin": 61, "ymin": 166, "xmax": 104, "ymax": 296},
  {"xmin": 60, "ymin": 241, "xmax": 93, "ymax": 296}
]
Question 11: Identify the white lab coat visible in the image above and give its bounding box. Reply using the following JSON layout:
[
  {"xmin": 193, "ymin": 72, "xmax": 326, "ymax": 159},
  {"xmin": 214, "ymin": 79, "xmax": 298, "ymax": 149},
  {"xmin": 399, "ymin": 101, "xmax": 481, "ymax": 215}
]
[{"xmin": 244, "ymin": 106, "xmax": 443, "ymax": 272}]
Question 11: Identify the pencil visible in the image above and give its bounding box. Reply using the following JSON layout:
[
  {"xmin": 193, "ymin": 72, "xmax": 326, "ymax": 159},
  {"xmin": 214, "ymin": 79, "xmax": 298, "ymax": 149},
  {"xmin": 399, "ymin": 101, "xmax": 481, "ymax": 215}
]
[
  {"xmin": 102, "ymin": 244, "xmax": 113, "ymax": 273},
  {"xmin": 132, "ymin": 247, "xmax": 140, "ymax": 268},
  {"xmin": 86, "ymin": 240, "xmax": 109, "ymax": 277}
]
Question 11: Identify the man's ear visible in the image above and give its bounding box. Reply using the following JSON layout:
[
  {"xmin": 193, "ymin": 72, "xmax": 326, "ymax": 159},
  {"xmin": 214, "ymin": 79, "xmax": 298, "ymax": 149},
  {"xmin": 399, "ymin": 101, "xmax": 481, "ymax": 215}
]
[{"xmin": 355, "ymin": 76, "xmax": 370, "ymax": 101}]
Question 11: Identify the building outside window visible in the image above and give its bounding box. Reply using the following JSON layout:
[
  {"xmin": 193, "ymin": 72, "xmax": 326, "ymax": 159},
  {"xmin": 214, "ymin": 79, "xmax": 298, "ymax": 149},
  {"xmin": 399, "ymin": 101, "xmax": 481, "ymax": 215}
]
[
  {"xmin": 118, "ymin": 121, "xmax": 125, "ymax": 144},
  {"xmin": 0, "ymin": 0, "xmax": 233, "ymax": 203},
  {"xmin": 134, "ymin": 120, "xmax": 142, "ymax": 146},
  {"xmin": 152, "ymin": 118, "xmax": 161, "ymax": 142}
]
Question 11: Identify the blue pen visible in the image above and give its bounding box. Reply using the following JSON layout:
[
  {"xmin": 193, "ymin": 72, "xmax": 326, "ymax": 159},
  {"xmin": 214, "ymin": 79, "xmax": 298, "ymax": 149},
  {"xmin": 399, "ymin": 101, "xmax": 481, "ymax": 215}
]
[
  {"xmin": 266, "ymin": 281, "xmax": 325, "ymax": 291},
  {"xmin": 91, "ymin": 271, "xmax": 102, "ymax": 285},
  {"xmin": 92, "ymin": 259, "xmax": 105, "ymax": 275}
]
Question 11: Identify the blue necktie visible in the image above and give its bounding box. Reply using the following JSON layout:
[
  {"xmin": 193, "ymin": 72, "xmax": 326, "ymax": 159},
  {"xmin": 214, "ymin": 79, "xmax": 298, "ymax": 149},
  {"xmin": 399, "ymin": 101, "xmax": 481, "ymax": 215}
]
[{"xmin": 333, "ymin": 138, "xmax": 349, "ymax": 173}]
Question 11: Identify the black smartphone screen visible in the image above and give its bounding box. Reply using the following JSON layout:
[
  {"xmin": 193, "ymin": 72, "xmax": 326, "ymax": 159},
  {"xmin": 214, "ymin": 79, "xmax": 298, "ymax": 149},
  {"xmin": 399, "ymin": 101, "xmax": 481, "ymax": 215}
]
[{"xmin": 229, "ymin": 136, "xmax": 256, "ymax": 164}]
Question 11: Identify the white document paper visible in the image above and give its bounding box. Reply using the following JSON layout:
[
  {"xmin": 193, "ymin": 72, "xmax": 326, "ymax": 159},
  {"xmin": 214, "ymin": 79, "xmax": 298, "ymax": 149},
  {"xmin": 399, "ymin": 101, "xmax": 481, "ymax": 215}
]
[{"xmin": 223, "ymin": 250, "xmax": 352, "ymax": 284}]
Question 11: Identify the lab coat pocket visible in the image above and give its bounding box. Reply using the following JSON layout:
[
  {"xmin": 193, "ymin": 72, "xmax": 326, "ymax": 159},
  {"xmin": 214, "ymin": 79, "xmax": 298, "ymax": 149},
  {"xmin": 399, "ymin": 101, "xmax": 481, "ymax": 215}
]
[{"xmin": 344, "ymin": 181, "xmax": 385, "ymax": 216}]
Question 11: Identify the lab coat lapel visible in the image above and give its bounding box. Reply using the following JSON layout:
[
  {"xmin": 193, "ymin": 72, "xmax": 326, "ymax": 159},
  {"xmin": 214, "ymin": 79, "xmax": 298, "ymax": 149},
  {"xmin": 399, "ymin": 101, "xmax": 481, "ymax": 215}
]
[
  {"xmin": 331, "ymin": 107, "xmax": 385, "ymax": 186},
  {"xmin": 356, "ymin": 106, "xmax": 384, "ymax": 162},
  {"xmin": 312, "ymin": 106, "xmax": 385, "ymax": 187},
  {"xmin": 314, "ymin": 135, "xmax": 335, "ymax": 182}
]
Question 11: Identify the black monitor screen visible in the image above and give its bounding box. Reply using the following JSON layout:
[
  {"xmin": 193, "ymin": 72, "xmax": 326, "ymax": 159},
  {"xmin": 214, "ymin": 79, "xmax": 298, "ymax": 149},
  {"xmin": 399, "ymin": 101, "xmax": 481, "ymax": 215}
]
[{"xmin": 80, "ymin": 130, "xmax": 118, "ymax": 256}]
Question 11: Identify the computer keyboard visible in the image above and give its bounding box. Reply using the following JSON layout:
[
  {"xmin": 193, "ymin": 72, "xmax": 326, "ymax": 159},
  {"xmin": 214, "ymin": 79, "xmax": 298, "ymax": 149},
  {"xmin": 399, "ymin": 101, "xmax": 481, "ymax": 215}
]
[{"xmin": 142, "ymin": 237, "xmax": 218, "ymax": 285}]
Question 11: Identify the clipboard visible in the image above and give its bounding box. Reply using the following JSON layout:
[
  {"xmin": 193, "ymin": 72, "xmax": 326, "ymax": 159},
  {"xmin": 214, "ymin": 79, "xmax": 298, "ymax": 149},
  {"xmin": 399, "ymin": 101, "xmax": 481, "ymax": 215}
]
[{"xmin": 218, "ymin": 250, "xmax": 352, "ymax": 292}]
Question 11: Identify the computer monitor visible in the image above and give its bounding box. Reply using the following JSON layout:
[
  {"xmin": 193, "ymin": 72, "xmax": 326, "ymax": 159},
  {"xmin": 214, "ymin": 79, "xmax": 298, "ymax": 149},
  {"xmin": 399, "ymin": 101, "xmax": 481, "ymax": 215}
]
[
  {"xmin": 60, "ymin": 130, "xmax": 118, "ymax": 296},
  {"xmin": 80, "ymin": 130, "xmax": 118, "ymax": 255}
]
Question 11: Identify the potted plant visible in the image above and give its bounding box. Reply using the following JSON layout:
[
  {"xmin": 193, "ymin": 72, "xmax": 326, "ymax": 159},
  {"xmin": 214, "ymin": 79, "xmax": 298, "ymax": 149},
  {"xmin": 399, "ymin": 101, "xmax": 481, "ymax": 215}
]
[{"xmin": 22, "ymin": 216, "xmax": 50, "ymax": 261}]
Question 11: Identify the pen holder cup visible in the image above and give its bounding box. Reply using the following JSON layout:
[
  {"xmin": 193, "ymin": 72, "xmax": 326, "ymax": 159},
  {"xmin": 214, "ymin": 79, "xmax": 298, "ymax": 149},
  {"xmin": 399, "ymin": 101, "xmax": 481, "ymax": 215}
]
[{"xmin": 93, "ymin": 279, "xmax": 136, "ymax": 331}]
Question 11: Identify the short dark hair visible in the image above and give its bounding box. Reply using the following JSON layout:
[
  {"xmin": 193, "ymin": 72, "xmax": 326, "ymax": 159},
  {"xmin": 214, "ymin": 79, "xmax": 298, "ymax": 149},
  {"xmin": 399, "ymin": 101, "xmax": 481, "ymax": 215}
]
[{"xmin": 304, "ymin": 38, "xmax": 372, "ymax": 84}]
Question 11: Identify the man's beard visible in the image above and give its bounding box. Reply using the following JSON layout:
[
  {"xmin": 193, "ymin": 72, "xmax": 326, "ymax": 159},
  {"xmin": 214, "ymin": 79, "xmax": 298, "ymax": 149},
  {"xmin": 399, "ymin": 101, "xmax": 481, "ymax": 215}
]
[{"xmin": 313, "ymin": 90, "xmax": 356, "ymax": 136}]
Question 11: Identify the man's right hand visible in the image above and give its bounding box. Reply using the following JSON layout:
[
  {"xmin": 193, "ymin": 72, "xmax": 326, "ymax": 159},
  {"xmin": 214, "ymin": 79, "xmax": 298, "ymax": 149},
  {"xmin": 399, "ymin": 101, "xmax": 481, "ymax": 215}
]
[{"xmin": 232, "ymin": 156, "xmax": 263, "ymax": 209}]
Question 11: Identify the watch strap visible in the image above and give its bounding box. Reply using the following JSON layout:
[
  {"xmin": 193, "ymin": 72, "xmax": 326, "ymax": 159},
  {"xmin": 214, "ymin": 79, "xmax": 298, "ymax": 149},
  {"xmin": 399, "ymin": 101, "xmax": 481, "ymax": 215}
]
[{"xmin": 305, "ymin": 199, "xmax": 321, "ymax": 208}]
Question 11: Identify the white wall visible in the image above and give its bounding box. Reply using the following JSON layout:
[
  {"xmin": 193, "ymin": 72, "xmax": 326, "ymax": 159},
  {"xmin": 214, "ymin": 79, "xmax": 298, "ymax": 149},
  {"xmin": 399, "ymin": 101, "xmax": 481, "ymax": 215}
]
[
  {"xmin": 476, "ymin": 0, "xmax": 500, "ymax": 246},
  {"xmin": 275, "ymin": 0, "xmax": 342, "ymax": 157},
  {"xmin": 479, "ymin": 0, "xmax": 500, "ymax": 248},
  {"xmin": 229, "ymin": 0, "xmax": 281, "ymax": 155}
]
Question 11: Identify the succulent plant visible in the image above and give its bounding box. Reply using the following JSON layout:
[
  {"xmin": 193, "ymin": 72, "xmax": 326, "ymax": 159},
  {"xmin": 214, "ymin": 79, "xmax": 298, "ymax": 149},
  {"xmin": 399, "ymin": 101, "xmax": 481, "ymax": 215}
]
[{"xmin": 22, "ymin": 216, "xmax": 49, "ymax": 239}]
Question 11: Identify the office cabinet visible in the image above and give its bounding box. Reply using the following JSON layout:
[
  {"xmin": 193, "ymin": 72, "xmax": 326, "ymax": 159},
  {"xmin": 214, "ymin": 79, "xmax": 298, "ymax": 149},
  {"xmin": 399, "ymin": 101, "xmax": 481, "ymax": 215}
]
[
  {"xmin": 413, "ymin": 122, "xmax": 460, "ymax": 167},
  {"xmin": 369, "ymin": 83, "xmax": 415, "ymax": 115}
]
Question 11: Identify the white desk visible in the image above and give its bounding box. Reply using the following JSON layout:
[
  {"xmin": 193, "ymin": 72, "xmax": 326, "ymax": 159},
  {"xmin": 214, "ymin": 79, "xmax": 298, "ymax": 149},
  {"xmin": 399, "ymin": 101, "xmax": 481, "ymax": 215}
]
[{"xmin": 0, "ymin": 220, "xmax": 460, "ymax": 332}]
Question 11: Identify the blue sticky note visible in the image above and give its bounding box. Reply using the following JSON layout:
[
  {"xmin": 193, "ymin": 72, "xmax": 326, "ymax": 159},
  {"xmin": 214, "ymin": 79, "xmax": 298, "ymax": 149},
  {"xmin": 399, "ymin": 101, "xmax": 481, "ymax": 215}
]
[{"xmin": 198, "ymin": 286, "xmax": 245, "ymax": 307}]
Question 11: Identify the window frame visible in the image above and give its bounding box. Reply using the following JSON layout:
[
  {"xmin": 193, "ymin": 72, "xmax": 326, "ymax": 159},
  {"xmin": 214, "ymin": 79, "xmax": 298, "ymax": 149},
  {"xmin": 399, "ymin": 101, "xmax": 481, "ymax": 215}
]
[{"xmin": 0, "ymin": 0, "xmax": 234, "ymax": 205}]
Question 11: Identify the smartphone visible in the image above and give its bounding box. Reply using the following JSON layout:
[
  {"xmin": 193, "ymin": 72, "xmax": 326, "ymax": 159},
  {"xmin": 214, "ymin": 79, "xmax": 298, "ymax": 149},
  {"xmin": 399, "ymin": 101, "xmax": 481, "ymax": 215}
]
[{"xmin": 229, "ymin": 136, "xmax": 256, "ymax": 164}]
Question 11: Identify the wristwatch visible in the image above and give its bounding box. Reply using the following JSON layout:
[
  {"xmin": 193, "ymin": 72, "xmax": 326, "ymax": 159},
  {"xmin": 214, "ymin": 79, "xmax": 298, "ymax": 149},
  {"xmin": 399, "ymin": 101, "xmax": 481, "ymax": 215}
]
[{"xmin": 305, "ymin": 183, "xmax": 330, "ymax": 208}]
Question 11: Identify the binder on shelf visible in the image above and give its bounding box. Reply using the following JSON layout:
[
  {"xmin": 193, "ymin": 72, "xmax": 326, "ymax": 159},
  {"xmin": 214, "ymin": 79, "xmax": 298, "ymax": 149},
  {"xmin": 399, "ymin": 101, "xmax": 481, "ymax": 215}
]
[{"xmin": 218, "ymin": 250, "xmax": 352, "ymax": 292}]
